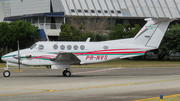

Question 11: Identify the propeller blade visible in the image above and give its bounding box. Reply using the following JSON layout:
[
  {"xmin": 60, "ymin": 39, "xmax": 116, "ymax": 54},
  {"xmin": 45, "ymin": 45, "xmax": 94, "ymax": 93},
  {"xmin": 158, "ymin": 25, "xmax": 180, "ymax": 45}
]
[{"xmin": 17, "ymin": 40, "xmax": 20, "ymax": 72}]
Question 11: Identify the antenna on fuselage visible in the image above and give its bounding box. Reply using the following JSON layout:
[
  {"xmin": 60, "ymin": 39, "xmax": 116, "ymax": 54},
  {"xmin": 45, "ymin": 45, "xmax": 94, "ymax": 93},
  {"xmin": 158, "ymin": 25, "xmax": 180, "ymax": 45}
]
[{"xmin": 86, "ymin": 37, "xmax": 91, "ymax": 42}]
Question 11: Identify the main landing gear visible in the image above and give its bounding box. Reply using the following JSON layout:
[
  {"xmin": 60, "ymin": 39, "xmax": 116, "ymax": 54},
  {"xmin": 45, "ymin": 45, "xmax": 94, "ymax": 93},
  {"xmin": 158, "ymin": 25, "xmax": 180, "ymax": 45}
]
[{"xmin": 63, "ymin": 68, "xmax": 71, "ymax": 77}]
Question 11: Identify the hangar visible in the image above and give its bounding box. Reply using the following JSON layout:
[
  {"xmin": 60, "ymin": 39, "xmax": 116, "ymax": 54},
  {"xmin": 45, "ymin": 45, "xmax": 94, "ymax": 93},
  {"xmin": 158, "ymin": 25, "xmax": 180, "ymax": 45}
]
[{"xmin": 0, "ymin": 0, "xmax": 180, "ymax": 40}]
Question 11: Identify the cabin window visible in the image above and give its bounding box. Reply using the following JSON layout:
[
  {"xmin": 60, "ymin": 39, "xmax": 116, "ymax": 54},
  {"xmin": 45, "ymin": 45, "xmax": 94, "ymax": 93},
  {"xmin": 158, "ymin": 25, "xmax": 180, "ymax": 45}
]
[
  {"xmin": 53, "ymin": 44, "xmax": 58, "ymax": 50},
  {"xmin": 67, "ymin": 45, "xmax": 72, "ymax": 50},
  {"xmin": 38, "ymin": 45, "xmax": 44, "ymax": 50},
  {"xmin": 60, "ymin": 45, "xmax": 65, "ymax": 50},
  {"xmin": 30, "ymin": 44, "xmax": 37, "ymax": 50},
  {"xmin": 103, "ymin": 46, "xmax": 108, "ymax": 50},
  {"xmin": 80, "ymin": 45, "xmax": 85, "ymax": 50},
  {"xmin": 73, "ymin": 45, "xmax": 78, "ymax": 50}
]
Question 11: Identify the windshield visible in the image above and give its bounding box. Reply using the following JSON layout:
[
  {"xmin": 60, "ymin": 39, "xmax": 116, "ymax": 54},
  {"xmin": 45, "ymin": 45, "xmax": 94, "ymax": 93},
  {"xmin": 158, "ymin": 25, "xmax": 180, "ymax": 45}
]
[{"xmin": 30, "ymin": 44, "xmax": 37, "ymax": 50}]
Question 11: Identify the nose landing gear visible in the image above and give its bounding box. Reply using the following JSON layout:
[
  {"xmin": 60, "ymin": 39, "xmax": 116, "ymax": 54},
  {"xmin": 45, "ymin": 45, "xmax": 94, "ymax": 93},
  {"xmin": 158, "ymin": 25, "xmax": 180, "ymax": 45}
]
[{"xmin": 3, "ymin": 63, "xmax": 11, "ymax": 77}]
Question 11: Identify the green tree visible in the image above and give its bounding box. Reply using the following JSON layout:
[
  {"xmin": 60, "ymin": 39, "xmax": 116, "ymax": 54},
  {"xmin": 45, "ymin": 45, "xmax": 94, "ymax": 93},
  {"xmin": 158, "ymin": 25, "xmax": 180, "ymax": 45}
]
[
  {"xmin": 0, "ymin": 20, "xmax": 39, "ymax": 50},
  {"xmin": 108, "ymin": 23, "xmax": 141, "ymax": 40},
  {"xmin": 0, "ymin": 22, "xmax": 9, "ymax": 47},
  {"xmin": 108, "ymin": 24, "xmax": 125, "ymax": 40},
  {"xmin": 59, "ymin": 23, "xmax": 83, "ymax": 41},
  {"xmin": 59, "ymin": 23, "xmax": 108, "ymax": 41},
  {"xmin": 171, "ymin": 22, "xmax": 180, "ymax": 28},
  {"xmin": 125, "ymin": 24, "xmax": 141, "ymax": 38}
]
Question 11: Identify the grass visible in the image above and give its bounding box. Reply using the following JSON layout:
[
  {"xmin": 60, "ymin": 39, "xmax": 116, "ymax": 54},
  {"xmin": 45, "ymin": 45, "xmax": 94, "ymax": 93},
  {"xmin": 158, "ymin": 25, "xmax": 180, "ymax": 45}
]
[
  {"xmin": 1, "ymin": 60, "xmax": 180, "ymax": 69},
  {"xmin": 0, "ymin": 63, "xmax": 6, "ymax": 67}
]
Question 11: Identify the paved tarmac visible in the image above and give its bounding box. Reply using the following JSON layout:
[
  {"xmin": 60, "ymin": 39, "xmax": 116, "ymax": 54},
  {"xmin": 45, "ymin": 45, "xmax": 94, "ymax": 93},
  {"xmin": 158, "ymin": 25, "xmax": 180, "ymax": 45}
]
[{"xmin": 0, "ymin": 67, "xmax": 180, "ymax": 101}]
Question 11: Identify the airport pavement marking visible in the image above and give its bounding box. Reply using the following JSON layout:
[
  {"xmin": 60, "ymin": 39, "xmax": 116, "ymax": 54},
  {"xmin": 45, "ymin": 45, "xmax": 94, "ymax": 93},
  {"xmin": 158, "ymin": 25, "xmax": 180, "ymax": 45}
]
[
  {"xmin": 0, "ymin": 79, "xmax": 180, "ymax": 97},
  {"xmin": 133, "ymin": 94, "xmax": 180, "ymax": 101}
]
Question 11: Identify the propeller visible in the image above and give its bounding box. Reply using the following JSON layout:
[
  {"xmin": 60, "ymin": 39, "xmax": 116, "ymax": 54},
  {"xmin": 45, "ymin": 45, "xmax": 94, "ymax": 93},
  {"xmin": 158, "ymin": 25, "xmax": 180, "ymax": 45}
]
[{"xmin": 17, "ymin": 40, "xmax": 20, "ymax": 72}]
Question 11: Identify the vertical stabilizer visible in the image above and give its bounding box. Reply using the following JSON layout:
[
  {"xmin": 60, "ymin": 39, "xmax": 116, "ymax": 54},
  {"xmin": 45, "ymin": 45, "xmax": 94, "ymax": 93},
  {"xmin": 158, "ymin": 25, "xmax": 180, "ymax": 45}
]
[{"xmin": 132, "ymin": 18, "xmax": 176, "ymax": 48}]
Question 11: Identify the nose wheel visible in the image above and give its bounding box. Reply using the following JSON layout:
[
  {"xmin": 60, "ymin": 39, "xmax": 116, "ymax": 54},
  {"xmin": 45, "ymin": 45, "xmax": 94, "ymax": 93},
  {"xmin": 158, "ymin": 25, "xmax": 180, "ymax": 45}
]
[
  {"xmin": 3, "ymin": 70, "xmax": 11, "ymax": 77},
  {"xmin": 62, "ymin": 69, "xmax": 71, "ymax": 77}
]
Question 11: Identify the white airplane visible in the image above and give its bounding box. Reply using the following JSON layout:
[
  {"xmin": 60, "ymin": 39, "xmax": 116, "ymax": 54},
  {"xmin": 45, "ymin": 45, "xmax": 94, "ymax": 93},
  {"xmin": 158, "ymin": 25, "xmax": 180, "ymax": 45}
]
[{"xmin": 1, "ymin": 17, "xmax": 176, "ymax": 77}]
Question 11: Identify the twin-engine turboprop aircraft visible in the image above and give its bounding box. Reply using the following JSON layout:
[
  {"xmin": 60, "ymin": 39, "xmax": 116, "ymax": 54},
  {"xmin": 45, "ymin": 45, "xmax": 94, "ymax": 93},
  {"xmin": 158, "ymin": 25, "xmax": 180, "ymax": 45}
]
[{"xmin": 1, "ymin": 17, "xmax": 177, "ymax": 77}]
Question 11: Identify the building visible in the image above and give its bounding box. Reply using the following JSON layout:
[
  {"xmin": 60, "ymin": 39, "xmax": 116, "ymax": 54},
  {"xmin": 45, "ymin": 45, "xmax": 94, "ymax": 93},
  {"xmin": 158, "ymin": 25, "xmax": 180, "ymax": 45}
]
[{"xmin": 0, "ymin": 0, "xmax": 180, "ymax": 40}]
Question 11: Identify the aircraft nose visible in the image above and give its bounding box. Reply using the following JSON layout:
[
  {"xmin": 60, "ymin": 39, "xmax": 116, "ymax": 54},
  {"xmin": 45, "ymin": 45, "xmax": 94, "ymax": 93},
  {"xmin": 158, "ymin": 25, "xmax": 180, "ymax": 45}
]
[
  {"xmin": 1, "ymin": 53, "xmax": 17, "ymax": 63},
  {"xmin": 1, "ymin": 54, "xmax": 8, "ymax": 61}
]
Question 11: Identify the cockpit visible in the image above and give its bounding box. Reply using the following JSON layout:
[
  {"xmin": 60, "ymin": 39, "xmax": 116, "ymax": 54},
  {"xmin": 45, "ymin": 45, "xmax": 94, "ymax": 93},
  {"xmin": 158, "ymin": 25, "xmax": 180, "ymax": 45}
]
[
  {"xmin": 30, "ymin": 44, "xmax": 37, "ymax": 50},
  {"xmin": 30, "ymin": 43, "xmax": 44, "ymax": 50}
]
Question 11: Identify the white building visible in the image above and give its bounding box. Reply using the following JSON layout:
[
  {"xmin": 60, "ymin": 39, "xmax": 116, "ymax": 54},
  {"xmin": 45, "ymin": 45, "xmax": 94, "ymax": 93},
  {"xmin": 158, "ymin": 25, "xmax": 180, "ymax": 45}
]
[{"xmin": 0, "ymin": 0, "xmax": 180, "ymax": 40}]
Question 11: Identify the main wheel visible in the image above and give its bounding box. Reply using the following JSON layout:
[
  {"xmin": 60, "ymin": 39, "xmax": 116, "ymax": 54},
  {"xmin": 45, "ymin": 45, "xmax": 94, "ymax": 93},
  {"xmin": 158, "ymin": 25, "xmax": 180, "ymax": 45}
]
[
  {"xmin": 65, "ymin": 71, "xmax": 71, "ymax": 77},
  {"xmin": 63, "ymin": 70, "xmax": 67, "ymax": 76},
  {"xmin": 3, "ymin": 70, "xmax": 11, "ymax": 77},
  {"xmin": 62, "ymin": 70, "xmax": 71, "ymax": 77}
]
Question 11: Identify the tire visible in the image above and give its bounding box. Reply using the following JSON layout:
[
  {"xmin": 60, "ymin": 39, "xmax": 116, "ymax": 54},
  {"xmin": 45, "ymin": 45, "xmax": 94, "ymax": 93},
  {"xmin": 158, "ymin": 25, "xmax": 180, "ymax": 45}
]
[
  {"xmin": 63, "ymin": 70, "xmax": 67, "ymax": 76},
  {"xmin": 3, "ymin": 70, "xmax": 11, "ymax": 77},
  {"xmin": 65, "ymin": 71, "xmax": 71, "ymax": 77}
]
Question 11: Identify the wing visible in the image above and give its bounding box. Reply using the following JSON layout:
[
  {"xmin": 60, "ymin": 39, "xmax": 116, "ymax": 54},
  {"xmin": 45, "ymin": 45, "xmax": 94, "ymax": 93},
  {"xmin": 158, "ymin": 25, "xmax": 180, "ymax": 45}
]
[{"xmin": 51, "ymin": 52, "xmax": 81, "ymax": 65}]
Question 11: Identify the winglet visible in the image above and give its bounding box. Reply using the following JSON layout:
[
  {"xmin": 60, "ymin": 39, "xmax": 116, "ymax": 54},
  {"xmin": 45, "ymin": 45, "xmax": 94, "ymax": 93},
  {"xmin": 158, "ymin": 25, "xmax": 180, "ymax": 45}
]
[{"xmin": 86, "ymin": 37, "xmax": 91, "ymax": 42}]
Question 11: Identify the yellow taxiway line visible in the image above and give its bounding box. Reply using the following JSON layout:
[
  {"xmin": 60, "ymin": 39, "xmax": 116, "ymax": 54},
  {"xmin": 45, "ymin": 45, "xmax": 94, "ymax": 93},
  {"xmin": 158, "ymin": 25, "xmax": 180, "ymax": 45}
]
[{"xmin": 0, "ymin": 79, "xmax": 180, "ymax": 97}]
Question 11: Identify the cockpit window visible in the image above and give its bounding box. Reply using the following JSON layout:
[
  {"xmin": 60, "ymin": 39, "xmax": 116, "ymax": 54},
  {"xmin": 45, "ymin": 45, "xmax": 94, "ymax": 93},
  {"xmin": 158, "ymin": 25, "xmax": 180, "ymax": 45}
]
[
  {"xmin": 30, "ymin": 44, "xmax": 37, "ymax": 50},
  {"xmin": 38, "ymin": 45, "xmax": 44, "ymax": 50}
]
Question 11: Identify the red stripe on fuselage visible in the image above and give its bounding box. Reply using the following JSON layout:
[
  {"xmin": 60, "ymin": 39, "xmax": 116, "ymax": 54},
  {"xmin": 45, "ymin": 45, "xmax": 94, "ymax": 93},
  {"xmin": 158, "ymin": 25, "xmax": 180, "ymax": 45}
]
[
  {"xmin": 32, "ymin": 55, "xmax": 56, "ymax": 60},
  {"xmin": 74, "ymin": 50, "xmax": 146, "ymax": 55}
]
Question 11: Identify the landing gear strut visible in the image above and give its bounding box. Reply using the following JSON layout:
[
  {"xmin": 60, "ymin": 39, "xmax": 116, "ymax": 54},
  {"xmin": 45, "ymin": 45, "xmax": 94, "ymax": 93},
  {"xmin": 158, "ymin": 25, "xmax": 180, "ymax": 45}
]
[
  {"xmin": 3, "ymin": 63, "xmax": 10, "ymax": 77},
  {"xmin": 63, "ymin": 68, "xmax": 71, "ymax": 77},
  {"xmin": 46, "ymin": 66, "xmax": 51, "ymax": 69}
]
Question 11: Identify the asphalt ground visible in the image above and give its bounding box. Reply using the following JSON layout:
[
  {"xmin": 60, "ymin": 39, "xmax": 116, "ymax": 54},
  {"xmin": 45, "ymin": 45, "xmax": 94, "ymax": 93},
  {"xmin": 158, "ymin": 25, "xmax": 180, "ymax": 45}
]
[{"xmin": 0, "ymin": 67, "xmax": 180, "ymax": 101}]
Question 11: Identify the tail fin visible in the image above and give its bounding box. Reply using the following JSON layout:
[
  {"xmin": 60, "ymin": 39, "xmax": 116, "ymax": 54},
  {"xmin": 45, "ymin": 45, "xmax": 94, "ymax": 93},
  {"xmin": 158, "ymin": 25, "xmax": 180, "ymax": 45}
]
[{"xmin": 132, "ymin": 17, "xmax": 176, "ymax": 48}]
